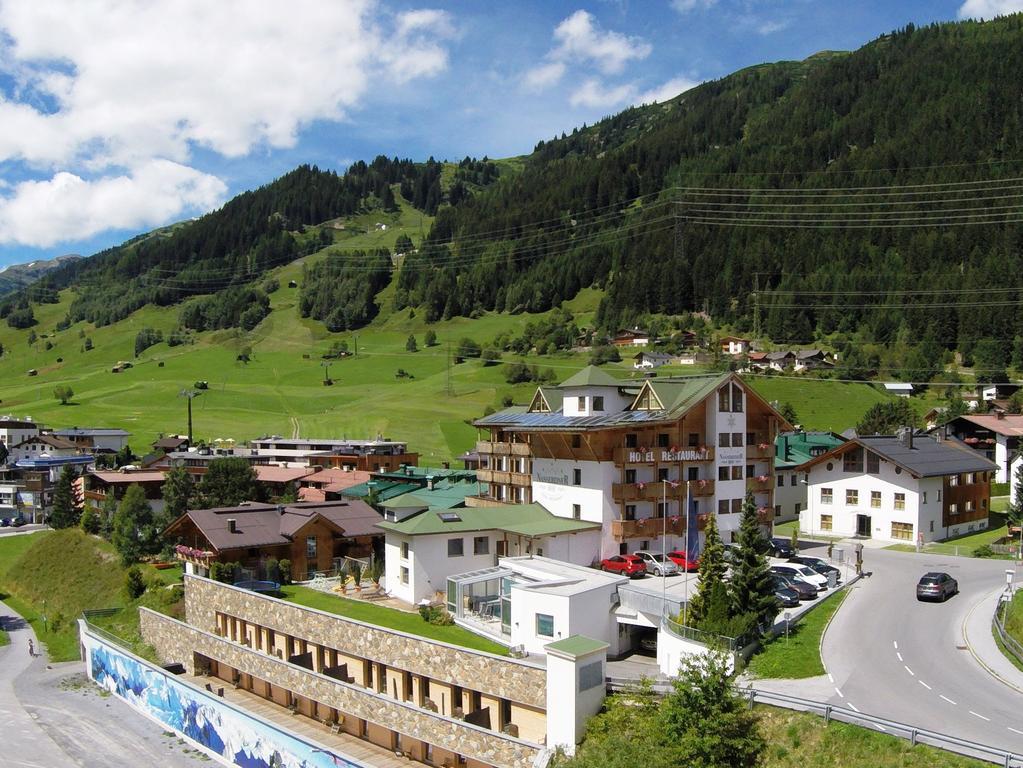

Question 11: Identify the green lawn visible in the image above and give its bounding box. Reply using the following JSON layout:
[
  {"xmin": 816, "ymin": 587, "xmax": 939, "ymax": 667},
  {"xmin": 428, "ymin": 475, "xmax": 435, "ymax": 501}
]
[
  {"xmin": 885, "ymin": 514, "xmax": 1014, "ymax": 558},
  {"xmin": 749, "ymin": 379, "xmax": 891, "ymax": 433},
  {"xmin": 747, "ymin": 590, "xmax": 848, "ymax": 679},
  {"xmin": 279, "ymin": 584, "xmax": 509, "ymax": 656}
]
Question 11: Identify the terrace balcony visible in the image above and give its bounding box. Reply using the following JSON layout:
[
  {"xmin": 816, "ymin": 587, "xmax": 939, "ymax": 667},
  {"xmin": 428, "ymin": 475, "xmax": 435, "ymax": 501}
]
[
  {"xmin": 476, "ymin": 469, "xmax": 532, "ymax": 487},
  {"xmin": 476, "ymin": 441, "xmax": 530, "ymax": 457}
]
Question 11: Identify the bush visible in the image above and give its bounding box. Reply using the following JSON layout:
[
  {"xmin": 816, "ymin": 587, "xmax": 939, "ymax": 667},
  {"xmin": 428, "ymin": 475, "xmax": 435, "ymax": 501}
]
[
  {"xmin": 125, "ymin": 565, "xmax": 147, "ymax": 599},
  {"xmin": 80, "ymin": 506, "xmax": 101, "ymax": 535},
  {"xmin": 973, "ymin": 544, "xmax": 994, "ymax": 558},
  {"xmin": 279, "ymin": 559, "xmax": 292, "ymax": 585},
  {"xmin": 589, "ymin": 345, "xmax": 621, "ymax": 366},
  {"xmin": 456, "ymin": 337, "xmax": 482, "ymax": 359},
  {"xmin": 210, "ymin": 561, "xmax": 238, "ymax": 583},
  {"xmin": 418, "ymin": 605, "xmax": 454, "ymax": 626}
]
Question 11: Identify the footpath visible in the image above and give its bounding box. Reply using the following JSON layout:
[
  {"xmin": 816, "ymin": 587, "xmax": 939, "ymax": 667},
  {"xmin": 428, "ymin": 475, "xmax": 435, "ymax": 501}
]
[{"xmin": 962, "ymin": 584, "xmax": 1023, "ymax": 695}]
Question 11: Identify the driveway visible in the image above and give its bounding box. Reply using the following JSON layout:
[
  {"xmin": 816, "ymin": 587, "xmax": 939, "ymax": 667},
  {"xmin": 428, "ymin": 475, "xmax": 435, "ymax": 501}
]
[
  {"xmin": 816, "ymin": 546, "xmax": 1023, "ymax": 752},
  {"xmin": 0, "ymin": 599, "xmax": 213, "ymax": 767}
]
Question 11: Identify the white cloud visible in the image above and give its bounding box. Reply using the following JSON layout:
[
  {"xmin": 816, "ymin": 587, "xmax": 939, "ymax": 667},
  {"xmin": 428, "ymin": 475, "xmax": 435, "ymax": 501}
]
[
  {"xmin": 958, "ymin": 0, "xmax": 1023, "ymax": 18},
  {"xmin": 634, "ymin": 76, "xmax": 701, "ymax": 104},
  {"xmin": 670, "ymin": 0, "xmax": 718, "ymax": 13},
  {"xmin": 0, "ymin": 1, "xmax": 457, "ymax": 247},
  {"xmin": 0, "ymin": 161, "xmax": 227, "ymax": 248},
  {"xmin": 570, "ymin": 78, "xmax": 636, "ymax": 109},
  {"xmin": 523, "ymin": 10, "xmax": 650, "ymax": 90},
  {"xmin": 757, "ymin": 19, "xmax": 789, "ymax": 35}
]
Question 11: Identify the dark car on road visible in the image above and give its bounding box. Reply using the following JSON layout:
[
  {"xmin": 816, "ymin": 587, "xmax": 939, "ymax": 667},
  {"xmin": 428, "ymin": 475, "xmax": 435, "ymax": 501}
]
[
  {"xmin": 771, "ymin": 575, "xmax": 802, "ymax": 608},
  {"xmin": 916, "ymin": 572, "xmax": 958, "ymax": 601},
  {"xmin": 772, "ymin": 570, "xmax": 818, "ymax": 601},
  {"xmin": 788, "ymin": 555, "xmax": 841, "ymax": 584},
  {"xmin": 600, "ymin": 554, "xmax": 647, "ymax": 578},
  {"xmin": 769, "ymin": 538, "xmax": 796, "ymax": 558}
]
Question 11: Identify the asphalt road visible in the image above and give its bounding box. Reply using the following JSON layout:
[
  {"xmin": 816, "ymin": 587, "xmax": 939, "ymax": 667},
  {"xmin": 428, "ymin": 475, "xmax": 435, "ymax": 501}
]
[{"xmin": 821, "ymin": 545, "xmax": 1023, "ymax": 753}]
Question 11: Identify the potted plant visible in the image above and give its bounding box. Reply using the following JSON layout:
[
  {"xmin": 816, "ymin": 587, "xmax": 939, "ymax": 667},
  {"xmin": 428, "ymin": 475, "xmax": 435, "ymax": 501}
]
[
  {"xmin": 369, "ymin": 559, "xmax": 384, "ymax": 588},
  {"xmin": 349, "ymin": 560, "xmax": 363, "ymax": 593}
]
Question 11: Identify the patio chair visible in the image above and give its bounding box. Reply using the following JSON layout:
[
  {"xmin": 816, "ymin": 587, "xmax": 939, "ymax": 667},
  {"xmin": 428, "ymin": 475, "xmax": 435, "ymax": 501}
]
[
  {"xmin": 205, "ymin": 683, "xmax": 213, "ymax": 692},
  {"xmin": 217, "ymin": 688, "xmax": 224, "ymax": 697}
]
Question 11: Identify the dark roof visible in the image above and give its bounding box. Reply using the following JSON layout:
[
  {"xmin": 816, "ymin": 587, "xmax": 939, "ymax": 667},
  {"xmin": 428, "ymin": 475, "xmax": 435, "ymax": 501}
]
[
  {"xmin": 14, "ymin": 434, "xmax": 76, "ymax": 450},
  {"xmin": 52, "ymin": 427, "xmax": 131, "ymax": 437},
  {"xmin": 168, "ymin": 500, "xmax": 382, "ymax": 551},
  {"xmin": 801, "ymin": 433, "xmax": 997, "ymax": 478},
  {"xmin": 153, "ymin": 436, "xmax": 189, "ymax": 450}
]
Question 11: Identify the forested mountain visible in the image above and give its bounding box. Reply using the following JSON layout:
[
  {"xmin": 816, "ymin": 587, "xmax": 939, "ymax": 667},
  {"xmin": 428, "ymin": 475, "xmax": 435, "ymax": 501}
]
[
  {"xmin": 0, "ymin": 254, "xmax": 81, "ymax": 297},
  {"xmin": 7, "ymin": 15, "xmax": 1023, "ymax": 382}
]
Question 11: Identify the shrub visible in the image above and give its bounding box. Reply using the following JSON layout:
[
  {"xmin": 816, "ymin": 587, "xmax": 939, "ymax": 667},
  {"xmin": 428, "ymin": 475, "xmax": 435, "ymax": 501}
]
[
  {"xmin": 973, "ymin": 544, "xmax": 994, "ymax": 558},
  {"xmin": 279, "ymin": 559, "xmax": 292, "ymax": 585},
  {"xmin": 125, "ymin": 565, "xmax": 147, "ymax": 599},
  {"xmin": 80, "ymin": 506, "xmax": 101, "ymax": 535},
  {"xmin": 418, "ymin": 605, "xmax": 454, "ymax": 626},
  {"xmin": 265, "ymin": 557, "xmax": 281, "ymax": 583},
  {"xmin": 210, "ymin": 561, "xmax": 239, "ymax": 583}
]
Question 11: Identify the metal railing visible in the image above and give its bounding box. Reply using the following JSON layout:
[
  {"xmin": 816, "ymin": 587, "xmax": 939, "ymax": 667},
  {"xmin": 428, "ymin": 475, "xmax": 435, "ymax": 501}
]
[
  {"xmin": 993, "ymin": 598, "xmax": 1023, "ymax": 667},
  {"xmin": 662, "ymin": 616, "xmax": 746, "ymax": 652},
  {"xmin": 746, "ymin": 687, "xmax": 1021, "ymax": 767}
]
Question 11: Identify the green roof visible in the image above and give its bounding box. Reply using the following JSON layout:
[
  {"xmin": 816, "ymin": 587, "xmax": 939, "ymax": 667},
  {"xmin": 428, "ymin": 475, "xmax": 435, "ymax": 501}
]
[
  {"xmin": 559, "ymin": 365, "xmax": 623, "ymax": 388},
  {"xmin": 341, "ymin": 480, "xmax": 419, "ymax": 501},
  {"xmin": 537, "ymin": 386, "xmax": 564, "ymax": 412},
  {"xmin": 379, "ymin": 479, "xmax": 478, "ymax": 510},
  {"xmin": 377, "ymin": 503, "xmax": 601, "ymax": 537},
  {"xmin": 775, "ymin": 431, "xmax": 846, "ymax": 470},
  {"xmin": 373, "ymin": 466, "xmax": 477, "ymax": 482},
  {"xmin": 545, "ymin": 635, "xmax": 609, "ymax": 658},
  {"xmin": 646, "ymin": 374, "xmax": 729, "ymax": 416}
]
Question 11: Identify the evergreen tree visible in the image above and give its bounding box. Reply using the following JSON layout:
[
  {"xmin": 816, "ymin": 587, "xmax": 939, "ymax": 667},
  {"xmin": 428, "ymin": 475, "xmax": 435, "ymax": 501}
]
[
  {"xmin": 424, "ymin": 329, "xmax": 437, "ymax": 347},
  {"xmin": 405, "ymin": 334, "xmax": 418, "ymax": 352},
  {"xmin": 101, "ymin": 492, "xmax": 118, "ymax": 538},
  {"xmin": 198, "ymin": 457, "xmax": 259, "ymax": 507},
  {"xmin": 729, "ymin": 492, "xmax": 779, "ymax": 634},
  {"xmin": 49, "ymin": 464, "xmax": 79, "ymax": 529},
  {"xmin": 161, "ymin": 466, "xmax": 193, "ymax": 524},
  {"xmin": 687, "ymin": 513, "xmax": 728, "ymax": 626},
  {"xmin": 112, "ymin": 484, "xmax": 155, "ymax": 565},
  {"xmin": 779, "ymin": 401, "xmax": 798, "ymax": 426},
  {"xmin": 856, "ymin": 399, "xmax": 918, "ymax": 435}
]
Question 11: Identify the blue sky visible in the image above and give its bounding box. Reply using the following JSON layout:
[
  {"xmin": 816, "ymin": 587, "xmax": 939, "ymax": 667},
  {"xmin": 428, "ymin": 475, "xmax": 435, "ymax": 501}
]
[{"xmin": 0, "ymin": 0, "xmax": 1017, "ymax": 266}]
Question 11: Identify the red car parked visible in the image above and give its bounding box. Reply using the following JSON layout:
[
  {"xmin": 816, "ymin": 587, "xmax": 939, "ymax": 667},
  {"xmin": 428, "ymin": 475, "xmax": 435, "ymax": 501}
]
[
  {"xmin": 666, "ymin": 550, "xmax": 700, "ymax": 572},
  {"xmin": 600, "ymin": 554, "xmax": 647, "ymax": 578}
]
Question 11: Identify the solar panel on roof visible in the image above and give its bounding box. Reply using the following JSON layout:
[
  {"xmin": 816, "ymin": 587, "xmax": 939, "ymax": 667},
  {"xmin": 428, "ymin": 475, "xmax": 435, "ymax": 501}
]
[{"xmin": 438, "ymin": 512, "xmax": 462, "ymax": 522}]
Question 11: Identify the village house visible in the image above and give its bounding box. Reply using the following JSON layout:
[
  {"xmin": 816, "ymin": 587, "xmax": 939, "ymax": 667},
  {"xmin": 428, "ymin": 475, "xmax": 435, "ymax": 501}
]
[
  {"xmin": 942, "ymin": 412, "xmax": 1023, "ymax": 483},
  {"xmin": 610, "ymin": 327, "xmax": 652, "ymax": 347},
  {"xmin": 773, "ymin": 431, "xmax": 846, "ymax": 522},
  {"xmin": 799, "ymin": 430, "xmax": 995, "ymax": 544},
  {"xmin": 77, "ymin": 469, "xmax": 168, "ymax": 514},
  {"xmin": 9, "ymin": 433, "xmax": 78, "ymax": 463},
  {"xmin": 719, "ymin": 336, "xmax": 750, "ymax": 356},
  {"xmin": 51, "ymin": 427, "xmax": 131, "ymax": 454},
  {"xmin": 632, "ymin": 351, "xmax": 673, "ymax": 370}
]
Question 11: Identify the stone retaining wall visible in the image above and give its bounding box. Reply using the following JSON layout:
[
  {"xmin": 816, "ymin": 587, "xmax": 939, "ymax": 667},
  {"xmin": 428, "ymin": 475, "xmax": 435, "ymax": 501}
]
[
  {"xmin": 183, "ymin": 575, "xmax": 546, "ymax": 708},
  {"xmin": 140, "ymin": 608, "xmax": 541, "ymax": 768}
]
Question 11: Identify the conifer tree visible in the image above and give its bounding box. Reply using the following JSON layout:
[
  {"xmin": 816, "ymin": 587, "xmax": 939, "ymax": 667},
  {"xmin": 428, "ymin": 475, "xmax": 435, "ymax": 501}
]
[
  {"xmin": 49, "ymin": 464, "xmax": 79, "ymax": 529},
  {"xmin": 687, "ymin": 512, "xmax": 728, "ymax": 626},
  {"xmin": 112, "ymin": 484, "xmax": 155, "ymax": 565},
  {"xmin": 729, "ymin": 492, "xmax": 779, "ymax": 634}
]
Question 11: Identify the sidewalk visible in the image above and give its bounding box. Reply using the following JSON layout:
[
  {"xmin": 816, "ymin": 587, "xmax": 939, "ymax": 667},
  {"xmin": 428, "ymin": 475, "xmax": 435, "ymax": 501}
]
[
  {"xmin": 961, "ymin": 586, "xmax": 1023, "ymax": 695},
  {"xmin": 0, "ymin": 599, "xmax": 78, "ymax": 768}
]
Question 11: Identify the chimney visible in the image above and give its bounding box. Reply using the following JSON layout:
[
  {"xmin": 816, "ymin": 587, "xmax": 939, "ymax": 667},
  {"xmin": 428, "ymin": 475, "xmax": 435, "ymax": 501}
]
[
  {"xmin": 996, "ymin": 411, "xmax": 1005, "ymax": 421},
  {"xmin": 442, "ymin": 461, "xmax": 450, "ymax": 470},
  {"xmin": 277, "ymin": 504, "xmax": 285, "ymax": 515},
  {"xmin": 897, "ymin": 427, "xmax": 913, "ymax": 449},
  {"xmin": 227, "ymin": 518, "xmax": 237, "ymax": 533},
  {"xmin": 427, "ymin": 475, "xmax": 436, "ymax": 491}
]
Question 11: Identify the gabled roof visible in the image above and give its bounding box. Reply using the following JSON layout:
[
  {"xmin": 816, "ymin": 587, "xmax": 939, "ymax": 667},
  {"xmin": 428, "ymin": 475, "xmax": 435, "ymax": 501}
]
[
  {"xmin": 949, "ymin": 413, "xmax": 1023, "ymax": 437},
  {"xmin": 52, "ymin": 427, "xmax": 131, "ymax": 437},
  {"xmin": 798, "ymin": 433, "xmax": 996, "ymax": 478},
  {"xmin": 14, "ymin": 434, "xmax": 76, "ymax": 450},
  {"xmin": 765, "ymin": 351, "xmax": 794, "ymax": 361},
  {"xmin": 559, "ymin": 365, "xmax": 624, "ymax": 388},
  {"xmin": 254, "ymin": 465, "xmax": 316, "ymax": 484},
  {"xmin": 91, "ymin": 470, "xmax": 167, "ymax": 484},
  {"xmin": 377, "ymin": 503, "xmax": 600, "ymax": 537},
  {"xmin": 153, "ymin": 436, "xmax": 189, "ymax": 450},
  {"xmin": 775, "ymin": 431, "xmax": 846, "ymax": 470},
  {"xmin": 340, "ymin": 479, "xmax": 420, "ymax": 501},
  {"xmin": 633, "ymin": 351, "xmax": 672, "ymax": 361}
]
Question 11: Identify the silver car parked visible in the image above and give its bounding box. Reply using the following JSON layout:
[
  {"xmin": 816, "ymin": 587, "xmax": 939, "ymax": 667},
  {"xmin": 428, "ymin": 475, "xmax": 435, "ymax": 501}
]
[{"xmin": 633, "ymin": 550, "xmax": 680, "ymax": 577}]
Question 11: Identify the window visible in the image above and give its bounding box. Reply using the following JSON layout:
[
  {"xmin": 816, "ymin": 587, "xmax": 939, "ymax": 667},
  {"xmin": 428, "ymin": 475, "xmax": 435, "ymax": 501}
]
[
  {"xmin": 536, "ymin": 614, "xmax": 555, "ymax": 638},
  {"xmin": 949, "ymin": 503, "xmax": 958, "ymax": 516},
  {"xmin": 820, "ymin": 487, "xmax": 833, "ymax": 504},
  {"xmin": 949, "ymin": 474, "xmax": 960, "ymax": 487},
  {"xmin": 657, "ymin": 502, "xmax": 667, "ymax": 516},
  {"xmin": 718, "ymin": 499, "xmax": 730, "ymax": 515},
  {"xmin": 732, "ymin": 466, "xmax": 744, "ymax": 480},
  {"xmin": 718, "ymin": 466, "xmax": 729, "ymax": 481},
  {"xmin": 400, "ymin": 566, "xmax": 409, "ymax": 585},
  {"xmin": 400, "ymin": 541, "xmax": 410, "ymax": 560},
  {"xmin": 870, "ymin": 491, "xmax": 881, "ymax": 509},
  {"xmin": 747, "ymin": 432, "xmax": 756, "ymax": 447},
  {"xmin": 894, "ymin": 493, "xmax": 906, "ymax": 511},
  {"xmin": 731, "ymin": 498, "xmax": 742, "ymax": 515},
  {"xmin": 930, "ymin": 520, "xmax": 935, "ymax": 533},
  {"xmin": 775, "ymin": 504, "xmax": 781, "ymax": 517},
  {"xmin": 731, "ymin": 383, "xmax": 744, "ymax": 413},
  {"xmin": 658, "ymin": 467, "xmax": 669, "ymax": 481},
  {"xmin": 891, "ymin": 522, "xmax": 913, "ymax": 541},
  {"xmin": 866, "ymin": 451, "xmax": 880, "ymax": 474},
  {"xmin": 573, "ymin": 468, "xmax": 582, "ymax": 486},
  {"xmin": 846, "ymin": 489, "xmax": 859, "ymax": 506},
  {"xmin": 777, "ymin": 474, "xmax": 784, "ymax": 488},
  {"xmin": 572, "ymin": 504, "xmax": 581, "ymax": 520},
  {"xmin": 625, "ymin": 469, "xmax": 636, "ymax": 483},
  {"xmin": 625, "ymin": 505, "xmax": 636, "ymax": 521},
  {"xmin": 982, "ymin": 498, "xmax": 988, "ymax": 511},
  {"xmin": 921, "ymin": 491, "xmax": 927, "ymax": 504},
  {"xmin": 626, "ymin": 433, "xmax": 638, "ymax": 448},
  {"xmin": 719, "ymin": 432, "xmax": 730, "ymax": 448},
  {"xmin": 571, "ymin": 434, "xmax": 581, "ymax": 448},
  {"xmin": 820, "ymin": 514, "xmax": 833, "ymax": 531},
  {"xmin": 732, "ymin": 432, "xmax": 744, "ymax": 447},
  {"xmin": 658, "ymin": 433, "xmax": 670, "ymax": 448},
  {"xmin": 746, "ymin": 465, "xmax": 755, "ymax": 479},
  {"xmin": 937, "ymin": 489, "xmax": 942, "ymax": 501},
  {"xmin": 794, "ymin": 502, "xmax": 801, "ymax": 514},
  {"xmin": 966, "ymin": 500, "xmax": 974, "ymax": 512},
  {"xmin": 447, "ymin": 538, "xmax": 464, "ymax": 557},
  {"xmin": 577, "ymin": 396, "xmax": 586, "ymax": 411},
  {"xmin": 718, "ymin": 386, "xmax": 730, "ymax": 412},
  {"xmin": 967, "ymin": 472, "xmax": 976, "ymax": 484},
  {"xmin": 843, "ymin": 447, "xmax": 864, "ymax": 473},
  {"xmin": 688, "ymin": 433, "xmax": 700, "ymax": 447},
  {"xmin": 306, "ymin": 536, "xmax": 317, "ymax": 560},
  {"xmin": 474, "ymin": 536, "xmax": 489, "ymax": 555},
  {"xmin": 593, "ymin": 396, "xmax": 604, "ymax": 412}
]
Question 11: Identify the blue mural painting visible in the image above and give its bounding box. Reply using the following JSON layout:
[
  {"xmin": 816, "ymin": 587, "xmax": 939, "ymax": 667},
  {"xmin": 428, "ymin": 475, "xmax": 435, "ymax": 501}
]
[{"xmin": 86, "ymin": 634, "xmax": 364, "ymax": 768}]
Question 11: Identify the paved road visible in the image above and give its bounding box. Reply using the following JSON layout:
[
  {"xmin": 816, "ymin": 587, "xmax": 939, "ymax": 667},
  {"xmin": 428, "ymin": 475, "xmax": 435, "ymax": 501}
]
[
  {"xmin": 0, "ymin": 599, "xmax": 212, "ymax": 768},
  {"xmin": 820, "ymin": 546, "xmax": 1023, "ymax": 753}
]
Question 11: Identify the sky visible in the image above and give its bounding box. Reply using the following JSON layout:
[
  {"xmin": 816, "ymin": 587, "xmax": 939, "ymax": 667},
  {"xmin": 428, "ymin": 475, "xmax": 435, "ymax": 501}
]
[{"xmin": 0, "ymin": 0, "xmax": 1018, "ymax": 266}]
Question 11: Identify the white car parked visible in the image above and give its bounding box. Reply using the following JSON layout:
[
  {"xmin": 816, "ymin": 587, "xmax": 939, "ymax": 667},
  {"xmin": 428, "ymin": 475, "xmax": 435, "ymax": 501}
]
[
  {"xmin": 633, "ymin": 550, "xmax": 680, "ymax": 577},
  {"xmin": 771, "ymin": 562, "xmax": 829, "ymax": 591}
]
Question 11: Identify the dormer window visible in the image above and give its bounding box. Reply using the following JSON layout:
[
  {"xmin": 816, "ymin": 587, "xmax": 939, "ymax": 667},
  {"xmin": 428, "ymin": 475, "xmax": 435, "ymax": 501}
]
[
  {"xmin": 718, "ymin": 386, "xmax": 730, "ymax": 412},
  {"xmin": 577, "ymin": 396, "xmax": 586, "ymax": 411},
  {"xmin": 593, "ymin": 396, "xmax": 604, "ymax": 412}
]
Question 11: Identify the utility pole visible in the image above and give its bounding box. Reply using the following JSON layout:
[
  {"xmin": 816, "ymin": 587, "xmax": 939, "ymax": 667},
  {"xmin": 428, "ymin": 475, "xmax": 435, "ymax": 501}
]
[
  {"xmin": 446, "ymin": 341, "xmax": 452, "ymax": 397},
  {"xmin": 179, "ymin": 389, "xmax": 202, "ymax": 444},
  {"xmin": 752, "ymin": 273, "xmax": 761, "ymax": 342}
]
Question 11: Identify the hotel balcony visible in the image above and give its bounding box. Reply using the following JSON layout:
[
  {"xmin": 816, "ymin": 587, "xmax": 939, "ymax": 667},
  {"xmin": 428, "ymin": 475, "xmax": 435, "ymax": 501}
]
[
  {"xmin": 613, "ymin": 446, "xmax": 714, "ymax": 465},
  {"xmin": 476, "ymin": 469, "xmax": 531, "ymax": 487},
  {"xmin": 745, "ymin": 443, "xmax": 774, "ymax": 460},
  {"xmin": 612, "ymin": 479, "xmax": 714, "ymax": 503},
  {"xmin": 746, "ymin": 477, "xmax": 774, "ymax": 493},
  {"xmin": 476, "ymin": 441, "xmax": 530, "ymax": 457},
  {"xmin": 757, "ymin": 507, "xmax": 775, "ymax": 525},
  {"xmin": 611, "ymin": 515, "xmax": 690, "ymax": 541}
]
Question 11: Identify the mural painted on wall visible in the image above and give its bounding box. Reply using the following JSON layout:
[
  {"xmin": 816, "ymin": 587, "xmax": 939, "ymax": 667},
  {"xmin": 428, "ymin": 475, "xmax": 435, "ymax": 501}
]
[{"xmin": 86, "ymin": 634, "xmax": 363, "ymax": 768}]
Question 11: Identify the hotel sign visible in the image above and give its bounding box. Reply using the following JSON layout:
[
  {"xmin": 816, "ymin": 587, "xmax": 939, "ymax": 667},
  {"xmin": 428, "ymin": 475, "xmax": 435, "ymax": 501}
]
[
  {"xmin": 628, "ymin": 449, "xmax": 709, "ymax": 463},
  {"xmin": 534, "ymin": 472, "xmax": 571, "ymax": 485}
]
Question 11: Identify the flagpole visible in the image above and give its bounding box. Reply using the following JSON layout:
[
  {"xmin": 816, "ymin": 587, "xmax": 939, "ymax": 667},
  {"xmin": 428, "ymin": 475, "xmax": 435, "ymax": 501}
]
[
  {"xmin": 683, "ymin": 481, "xmax": 690, "ymax": 627},
  {"xmin": 662, "ymin": 479, "xmax": 667, "ymax": 621}
]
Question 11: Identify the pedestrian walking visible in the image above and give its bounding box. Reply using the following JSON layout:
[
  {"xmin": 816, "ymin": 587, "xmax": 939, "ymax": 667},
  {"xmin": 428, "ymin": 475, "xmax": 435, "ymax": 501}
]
[{"xmin": 27, "ymin": 638, "xmax": 34, "ymax": 657}]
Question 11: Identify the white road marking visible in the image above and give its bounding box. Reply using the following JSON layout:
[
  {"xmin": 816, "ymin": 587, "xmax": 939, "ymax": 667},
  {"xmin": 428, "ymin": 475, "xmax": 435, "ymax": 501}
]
[
  {"xmin": 897, "ymin": 652, "xmax": 903, "ymax": 662},
  {"xmin": 904, "ymin": 665, "xmax": 914, "ymax": 676},
  {"xmin": 828, "ymin": 673, "xmax": 834, "ymax": 683},
  {"xmin": 918, "ymin": 680, "xmax": 932, "ymax": 690},
  {"xmin": 1009, "ymin": 727, "xmax": 1023, "ymax": 735},
  {"xmin": 970, "ymin": 711, "xmax": 991, "ymax": 722},
  {"xmin": 835, "ymin": 687, "xmax": 844, "ymax": 698},
  {"xmin": 940, "ymin": 695, "xmax": 957, "ymax": 705},
  {"xmin": 876, "ymin": 723, "xmax": 887, "ymax": 732},
  {"xmin": 848, "ymin": 702, "xmax": 860, "ymax": 712},
  {"xmin": 893, "ymin": 640, "xmax": 898, "ymax": 650}
]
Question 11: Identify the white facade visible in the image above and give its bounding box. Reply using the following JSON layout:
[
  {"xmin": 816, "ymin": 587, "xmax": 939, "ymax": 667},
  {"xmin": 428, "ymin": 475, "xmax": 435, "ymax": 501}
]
[
  {"xmin": 801, "ymin": 458, "xmax": 972, "ymax": 544},
  {"xmin": 721, "ymin": 338, "xmax": 749, "ymax": 356},
  {"xmin": 773, "ymin": 468, "xmax": 806, "ymax": 523},
  {"xmin": 1011, "ymin": 453, "xmax": 1022, "ymax": 506},
  {"xmin": 0, "ymin": 420, "xmax": 39, "ymax": 450},
  {"xmin": 10, "ymin": 438, "xmax": 76, "ymax": 463},
  {"xmin": 561, "ymin": 387, "xmax": 630, "ymax": 417}
]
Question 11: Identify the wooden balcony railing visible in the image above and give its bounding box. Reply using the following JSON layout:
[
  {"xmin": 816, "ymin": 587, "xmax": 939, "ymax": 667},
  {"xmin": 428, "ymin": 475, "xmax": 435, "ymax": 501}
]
[
  {"xmin": 746, "ymin": 444, "xmax": 774, "ymax": 460},
  {"xmin": 746, "ymin": 477, "xmax": 774, "ymax": 492},
  {"xmin": 611, "ymin": 516, "xmax": 690, "ymax": 540},
  {"xmin": 612, "ymin": 479, "xmax": 714, "ymax": 502},
  {"xmin": 476, "ymin": 469, "xmax": 531, "ymax": 486},
  {"xmin": 476, "ymin": 441, "xmax": 530, "ymax": 456},
  {"xmin": 757, "ymin": 507, "xmax": 775, "ymax": 525}
]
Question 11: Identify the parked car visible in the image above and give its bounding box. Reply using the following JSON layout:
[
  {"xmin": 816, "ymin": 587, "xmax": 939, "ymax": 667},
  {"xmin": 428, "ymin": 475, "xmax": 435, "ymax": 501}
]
[
  {"xmin": 916, "ymin": 572, "xmax": 958, "ymax": 602},
  {"xmin": 666, "ymin": 550, "xmax": 700, "ymax": 572},
  {"xmin": 10, "ymin": 516, "xmax": 25, "ymax": 527},
  {"xmin": 600, "ymin": 554, "xmax": 647, "ymax": 578},
  {"xmin": 788, "ymin": 555, "xmax": 841, "ymax": 584},
  {"xmin": 772, "ymin": 571, "xmax": 818, "ymax": 601},
  {"xmin": 769, "ymin": 538, "xmax": 796, "ymax": 558},
  {"xmin": 633, "ymin": 551, "xmax": 680, "ymax": 577},
  {"xmin": 0, "ymin": 517, "xmax": 9, "ymax": 527},
  {"xmin": 771, "ymin": 563, "xmax": 829, "ymax": 592},
  {"xmin": 770, "ymin": 575, "xmax": 802, "ymax": 608}
]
